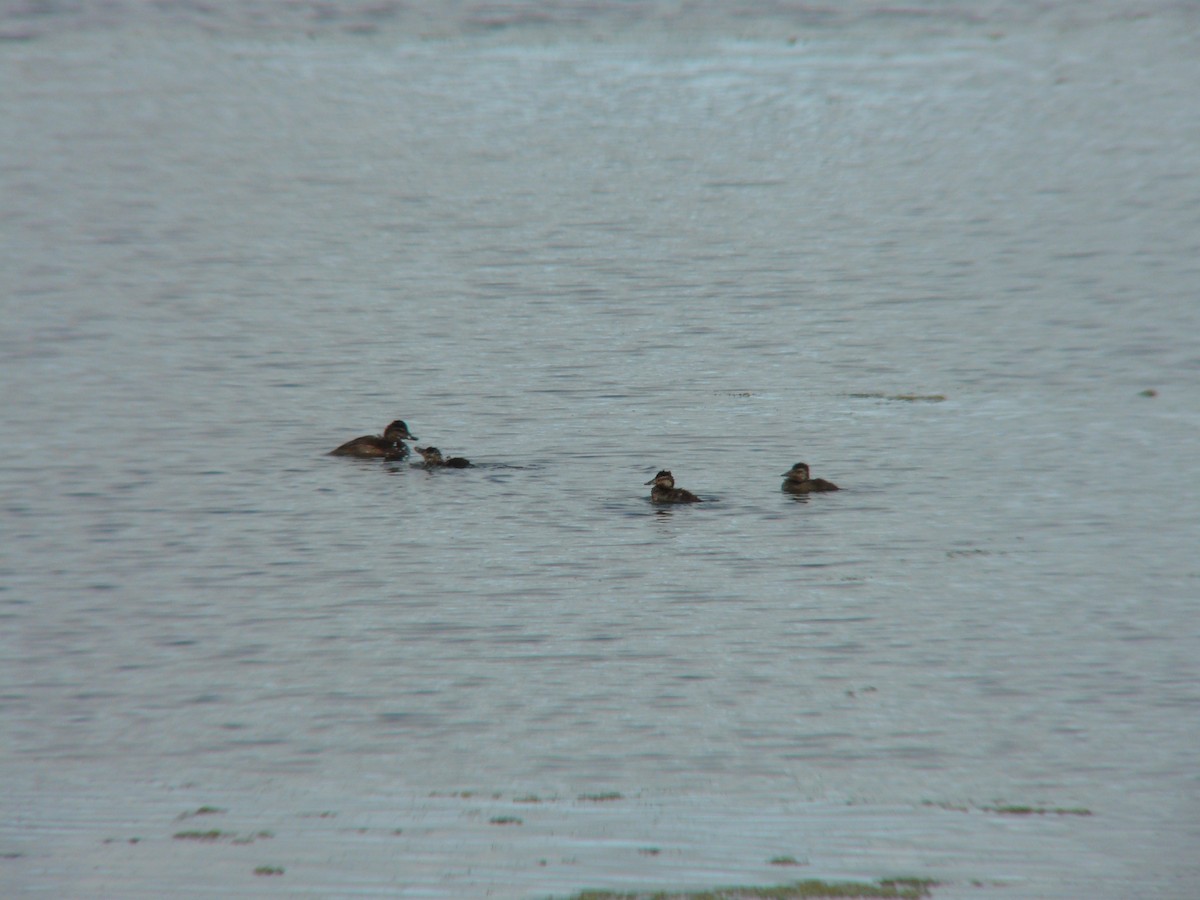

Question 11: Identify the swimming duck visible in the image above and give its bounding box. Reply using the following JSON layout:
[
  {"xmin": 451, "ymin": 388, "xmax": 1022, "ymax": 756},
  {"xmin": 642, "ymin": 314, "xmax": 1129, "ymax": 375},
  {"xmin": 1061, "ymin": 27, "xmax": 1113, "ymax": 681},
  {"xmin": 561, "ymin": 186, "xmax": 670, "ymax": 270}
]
[
  {"xmin": 644, "ymin": 469, "xmax": 702, "ymax": 503},
  {"xmin": 329, "ymin": 420, "xmax": 417, "ymax": 459},
  {"xmin": 781, "ymin": 462, "xmax": 839, "ymax": 493},
  {"xmin": 414, "ymin": 446, "xmax": 471, "ymax": 468}
]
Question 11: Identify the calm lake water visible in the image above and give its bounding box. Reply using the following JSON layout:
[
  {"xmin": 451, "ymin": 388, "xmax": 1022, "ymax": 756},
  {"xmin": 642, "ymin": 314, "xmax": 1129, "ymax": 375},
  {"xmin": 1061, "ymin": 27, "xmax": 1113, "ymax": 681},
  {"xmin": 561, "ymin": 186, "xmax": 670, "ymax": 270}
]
[{"xmin": 3, "ymin": 2, "xmax": 1199, "ymax": 898}]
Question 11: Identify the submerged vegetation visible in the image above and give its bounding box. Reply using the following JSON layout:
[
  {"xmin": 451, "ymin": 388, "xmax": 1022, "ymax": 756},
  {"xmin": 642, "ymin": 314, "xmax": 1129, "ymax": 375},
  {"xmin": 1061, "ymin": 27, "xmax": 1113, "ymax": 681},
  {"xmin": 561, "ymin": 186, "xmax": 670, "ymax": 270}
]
[
  {"xmin": 847, "ymin": 393, "xmax": 946, "ymax": 403},
  {"xmin": 923, "ymin": 800, "xmax": 1093, "ymax": 817},
  {"xmin": 173, "ymin": 829, "xmax": 274, "ymax": 843},
  {"xmin": 563, "ymin": 878, "xmax": 936, "ymax": 899},
  {"xmin": 982, "ymin": 805, "xmax": 1092, "ymax": 816},
  {"xmin": 173, "ymin": 830, "xmax": 229, "ymax": 841},
  {"xmin": 175, "ymin": 806, "xmax": 226, "ymax": 821}
]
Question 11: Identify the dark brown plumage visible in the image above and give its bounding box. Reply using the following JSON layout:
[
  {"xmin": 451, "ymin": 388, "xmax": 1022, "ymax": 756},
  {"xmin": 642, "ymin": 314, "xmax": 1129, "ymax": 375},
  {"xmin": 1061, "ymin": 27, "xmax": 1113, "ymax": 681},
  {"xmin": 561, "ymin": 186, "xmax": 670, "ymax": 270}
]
[
  {"xmin": 329, "ymin": 420, "xmax": 417, "ymax": 460},
  {"xmin": 781, "ymin": 462, "xmax": 839, "ymax": 493},
  {"xmin": 644, "ymin": 470, "xmax": 702, "ymax": 503},
  {"xmin": 414, "ymin": 446, "xmax": 471, "ymax": 468}
]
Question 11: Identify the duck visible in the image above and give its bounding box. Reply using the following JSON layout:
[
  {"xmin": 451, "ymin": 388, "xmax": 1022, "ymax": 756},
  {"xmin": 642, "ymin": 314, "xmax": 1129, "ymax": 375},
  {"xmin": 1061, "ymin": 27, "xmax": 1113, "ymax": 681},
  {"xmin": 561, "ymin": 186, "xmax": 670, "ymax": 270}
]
[
  {"xmin": 414, "ymin": 446, "xmax": 471, "ymax": 468},
  {"xmin": 329, "ymin": 420, "xmax": 417, "ymax": 459},
  {"xmin": 644, "ymin": 469, "xmax": 702, "ymax": 503},
  {"xmin": 781, "ymin": 462, "xmax": 839, "ymax": 493}
]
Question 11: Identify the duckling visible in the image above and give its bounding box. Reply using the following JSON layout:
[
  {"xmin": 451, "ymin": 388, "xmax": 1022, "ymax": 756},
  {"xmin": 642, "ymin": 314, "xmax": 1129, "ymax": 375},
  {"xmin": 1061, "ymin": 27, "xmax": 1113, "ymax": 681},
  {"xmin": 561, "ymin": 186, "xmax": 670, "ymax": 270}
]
[
  {"xmin": 414, "ymin": 446, "xmax": 471, "ymax": 468},
  {"xmin": 781, "ymin": 462, "xmax": 839, "ymax": 493},
  {"xmin": 329, "ymin": 420, "xmax": 417, "ymax": 460},
  {"xmin": 644, "ymin": 469, "xmax": 702, "ymax": 503}
]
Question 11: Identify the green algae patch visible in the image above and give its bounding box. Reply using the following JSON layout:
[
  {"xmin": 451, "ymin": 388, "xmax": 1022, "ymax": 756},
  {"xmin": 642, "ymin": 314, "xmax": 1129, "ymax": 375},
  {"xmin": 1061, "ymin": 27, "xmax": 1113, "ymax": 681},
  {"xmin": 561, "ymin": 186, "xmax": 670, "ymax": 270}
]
[
  {"xmin": 173, "ymin": 829, "xmax": 274, "ymax": 843},
  {"xmin": 923, "ymin": 800, "xmax": 1091, "ymax": 817},
  {"xmin": 982, "ymin": 805, "xmax": 1092, "ymax": 816},
  {"xmin": 173, "ymin": 830, "xmax": 230, "ymax": 841},
  {"xmin": 176, "ymin": 805, "xmax": 226, "ymax": 821},
  {"xmin": 562, "ymin": 877, "xmax": 936, "ymax": 899},
  {"xmin": 254, "ymin": 866, "xmax": 284, "ymax": 876}
]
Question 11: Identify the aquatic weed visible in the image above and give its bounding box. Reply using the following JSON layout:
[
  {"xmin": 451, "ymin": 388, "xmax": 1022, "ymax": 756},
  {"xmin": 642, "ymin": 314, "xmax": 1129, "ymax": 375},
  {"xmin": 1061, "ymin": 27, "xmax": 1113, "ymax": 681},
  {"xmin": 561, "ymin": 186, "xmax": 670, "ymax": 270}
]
[
  {"xmin": 176, "ymin": 805, "xmax": 226, "ymax": 821},
  {"xmin": 983, "ymin": 805, "xmax": 1091, "ymax": 816},
  {"xmin": 562, "ymin": 877, "xmax": 936, "ymax": 899}
]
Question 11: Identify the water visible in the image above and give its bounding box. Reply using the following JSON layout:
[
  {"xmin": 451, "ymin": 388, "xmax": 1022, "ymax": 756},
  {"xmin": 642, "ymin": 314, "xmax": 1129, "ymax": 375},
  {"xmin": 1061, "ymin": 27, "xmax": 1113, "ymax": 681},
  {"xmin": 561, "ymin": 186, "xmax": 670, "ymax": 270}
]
[{"xmin": 3, "ymin": 3, "xmax": 1200, "ymax": 898}]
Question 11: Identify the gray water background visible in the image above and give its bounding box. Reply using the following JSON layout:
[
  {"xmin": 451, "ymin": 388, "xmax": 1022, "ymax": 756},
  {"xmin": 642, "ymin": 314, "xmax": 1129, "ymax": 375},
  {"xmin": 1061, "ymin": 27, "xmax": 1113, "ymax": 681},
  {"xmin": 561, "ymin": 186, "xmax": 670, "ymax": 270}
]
[{"xmin": 3, "ymin": 2, "xmax": 1199, "ymax": 897}]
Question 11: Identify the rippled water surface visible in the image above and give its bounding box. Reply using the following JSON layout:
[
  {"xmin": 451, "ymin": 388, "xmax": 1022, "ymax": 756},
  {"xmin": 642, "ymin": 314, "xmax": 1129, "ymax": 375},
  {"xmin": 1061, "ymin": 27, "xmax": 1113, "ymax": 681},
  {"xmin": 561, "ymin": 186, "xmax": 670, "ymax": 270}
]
[{"xmin": 3, "ymin": 3, "xmax": 1199, "ymax": 898}]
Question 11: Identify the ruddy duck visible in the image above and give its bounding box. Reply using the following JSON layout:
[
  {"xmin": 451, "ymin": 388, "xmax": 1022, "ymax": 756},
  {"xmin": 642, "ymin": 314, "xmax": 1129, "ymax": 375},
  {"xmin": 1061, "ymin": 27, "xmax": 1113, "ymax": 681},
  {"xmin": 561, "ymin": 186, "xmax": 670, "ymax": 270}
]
[
  {"xmin": 329, "ymin": 420, "xmax": 417, "ymax": 460},
  {"xmin": 645, "ymin": 469, "xmax": 702, "ymax": 503},
  {"xmin": 781, "ymin": 462, "xmax": 839, "ymax": 493},
  {"xmin": 414, "ymin": 446, "xmax": 471, "ymax": 468}
]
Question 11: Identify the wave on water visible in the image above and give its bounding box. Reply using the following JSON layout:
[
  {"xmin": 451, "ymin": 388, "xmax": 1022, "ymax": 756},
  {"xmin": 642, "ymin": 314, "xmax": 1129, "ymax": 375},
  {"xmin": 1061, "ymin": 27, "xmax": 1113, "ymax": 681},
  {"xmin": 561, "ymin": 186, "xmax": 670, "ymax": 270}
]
[{"xmin": 0, "ymin": 0, "xmax": 1169, "ymax": 42}]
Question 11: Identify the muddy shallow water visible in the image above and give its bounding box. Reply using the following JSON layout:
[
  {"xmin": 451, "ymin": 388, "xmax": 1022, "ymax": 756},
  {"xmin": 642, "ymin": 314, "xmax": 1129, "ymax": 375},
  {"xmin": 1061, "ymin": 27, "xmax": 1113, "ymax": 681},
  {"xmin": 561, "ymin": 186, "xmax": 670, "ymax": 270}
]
[{"xmin": 3, "ymin": 3, "xmax": 1199, "ymax": 897}]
